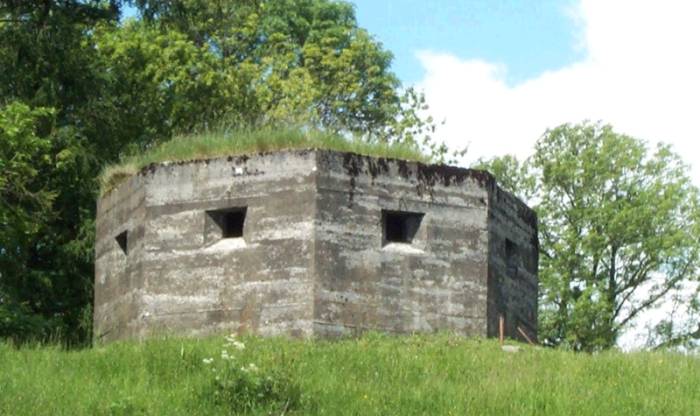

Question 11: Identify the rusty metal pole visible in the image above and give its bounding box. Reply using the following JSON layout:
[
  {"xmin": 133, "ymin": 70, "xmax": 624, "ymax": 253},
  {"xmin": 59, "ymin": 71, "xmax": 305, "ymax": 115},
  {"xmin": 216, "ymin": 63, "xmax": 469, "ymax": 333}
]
[
  {"xmin": 517, "ymin": 326, "xmax": 536, "ymax": 346},
  {"xmin": 499, "ymin": 315, "xmax": 504, "ymax": 346}
]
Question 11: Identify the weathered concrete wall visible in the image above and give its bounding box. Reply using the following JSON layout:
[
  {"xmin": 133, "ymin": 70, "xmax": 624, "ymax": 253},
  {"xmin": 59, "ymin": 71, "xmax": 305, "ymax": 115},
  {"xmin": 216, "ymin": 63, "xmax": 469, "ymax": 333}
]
[
  {"xmin": 94, "ymin": 174, "xmax": 147, "ymax": 342},
  {"xmin": 487, "ymin": 187, "xmax": 539, "ymax": 342},
  {"xmin": 94, "ymin": 151, "xmax": 318, "ymax": 342},
  {"xmin": 313, "ymin": 151, "xmax": 491, "ymax": 337},
  {"xmin": 94, "ymin": 149, "xmax": 538, "ymax": 343}
]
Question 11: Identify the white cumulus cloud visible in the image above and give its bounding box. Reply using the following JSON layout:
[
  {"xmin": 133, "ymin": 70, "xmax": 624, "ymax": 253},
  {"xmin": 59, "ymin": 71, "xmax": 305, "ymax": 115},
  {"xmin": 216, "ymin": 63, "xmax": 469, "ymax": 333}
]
[{"xmin": 416, "ymin": 0, "xmax": 700, "ymax": 182}]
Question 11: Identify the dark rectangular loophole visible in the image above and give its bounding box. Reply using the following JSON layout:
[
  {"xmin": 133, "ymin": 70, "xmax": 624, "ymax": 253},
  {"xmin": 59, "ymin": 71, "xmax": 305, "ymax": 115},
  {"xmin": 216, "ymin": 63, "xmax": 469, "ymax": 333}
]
[
  {"xmin": 222, "ymin": 209, "xmax": 246, "ymax": 238},
  {"xmin": 382, "ymin": 210, "xmax": 423, "ymax": 244},
  {"xmin": 505, "ymin": 238, "xmax": 516, "ymax": 258},
  {"xmin": 505, "ymin": 238, "xmax": 518, "ymax": 277},
  {"xmin": 207, "ymin": 207, "xmax": 247, "ymax": 239},
  {"xmin": 116, "ymin": 230, "xmax": 128, "ymax": 255}
]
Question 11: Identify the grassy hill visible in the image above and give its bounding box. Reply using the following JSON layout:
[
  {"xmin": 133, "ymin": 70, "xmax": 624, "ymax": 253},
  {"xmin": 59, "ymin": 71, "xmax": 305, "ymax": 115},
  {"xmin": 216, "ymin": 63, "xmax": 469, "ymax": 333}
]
[{"xmin": 1, "ymin": 333, "xmax": 698, "ymax": 415}]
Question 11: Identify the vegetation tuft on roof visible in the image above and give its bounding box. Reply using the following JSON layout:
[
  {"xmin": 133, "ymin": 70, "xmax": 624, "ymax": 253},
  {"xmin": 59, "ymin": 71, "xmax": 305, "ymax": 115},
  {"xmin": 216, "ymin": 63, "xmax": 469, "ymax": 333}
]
[{"xmin": 99, "ymin": 127, "xmax": 429, "ymax": 195}]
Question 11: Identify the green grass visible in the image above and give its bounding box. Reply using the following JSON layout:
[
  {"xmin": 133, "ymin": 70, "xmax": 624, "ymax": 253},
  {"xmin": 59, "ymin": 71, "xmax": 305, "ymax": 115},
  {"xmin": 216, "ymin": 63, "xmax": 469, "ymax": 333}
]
[
  {"xmin": 1, "ymin": 333, "xmax": 698, "ymax": 415},
  {"xmin": 99, "ymin": 127, "xmax": 428, "ymax": 195}
]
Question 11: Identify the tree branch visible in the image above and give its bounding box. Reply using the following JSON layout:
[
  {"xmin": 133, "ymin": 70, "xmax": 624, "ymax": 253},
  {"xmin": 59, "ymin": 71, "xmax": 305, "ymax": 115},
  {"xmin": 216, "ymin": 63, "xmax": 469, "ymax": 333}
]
[
  {"xmin": 653, "ymin": 324, "xmax": 700, "ymax": 350},
  {"xmin": 616, "ymin": 259, "xmax": 692, "ymax": 329}
]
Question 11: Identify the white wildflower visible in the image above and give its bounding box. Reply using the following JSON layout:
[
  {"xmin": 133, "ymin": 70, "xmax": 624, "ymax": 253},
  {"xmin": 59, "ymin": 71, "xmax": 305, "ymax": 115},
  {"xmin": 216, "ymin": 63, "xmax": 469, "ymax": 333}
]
[
  {"xmin": 240, "ymin": 363, "xmax": 258, "ymax": 373},
  {"xmin": 231, "ymin": 340, "xmax": 245, "ymax": 351},
  {"xmin": 202, "ymin": 358, "xmax": 214, "ymax": 365}
]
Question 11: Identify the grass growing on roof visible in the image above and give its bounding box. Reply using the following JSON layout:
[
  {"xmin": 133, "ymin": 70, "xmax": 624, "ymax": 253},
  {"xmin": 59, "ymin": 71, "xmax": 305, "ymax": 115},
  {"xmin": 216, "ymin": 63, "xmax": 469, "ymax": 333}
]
[{"xmin": 99, "ymin": 127, "xmax": 429, "ymax": 195}]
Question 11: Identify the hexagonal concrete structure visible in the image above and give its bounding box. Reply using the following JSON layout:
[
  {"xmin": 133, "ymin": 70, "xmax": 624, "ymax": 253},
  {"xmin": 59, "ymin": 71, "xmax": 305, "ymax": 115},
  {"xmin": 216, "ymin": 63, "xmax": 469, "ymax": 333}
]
[{"xmin": 94, "ymin": 149, "xmax": 538, "ymax": 343}]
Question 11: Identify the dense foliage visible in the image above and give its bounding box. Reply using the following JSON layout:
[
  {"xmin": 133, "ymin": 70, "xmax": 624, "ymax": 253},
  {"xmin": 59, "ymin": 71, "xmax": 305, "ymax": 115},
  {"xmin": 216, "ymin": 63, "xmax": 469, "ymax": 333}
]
[
  {"xmin": 0, "ymin": 0, "xmax": 440, "ymax": 345},
  {"xmin": 475, "ymin": 122, "xmax": 700, "ymax": 351}
]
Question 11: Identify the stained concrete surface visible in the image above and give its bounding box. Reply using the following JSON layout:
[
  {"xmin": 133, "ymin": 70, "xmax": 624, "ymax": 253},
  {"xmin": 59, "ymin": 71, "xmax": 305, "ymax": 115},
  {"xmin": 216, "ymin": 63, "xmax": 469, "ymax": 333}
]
[{"xmin": 94, "ymin": 150, "xmax": 538, "ymax": 343}]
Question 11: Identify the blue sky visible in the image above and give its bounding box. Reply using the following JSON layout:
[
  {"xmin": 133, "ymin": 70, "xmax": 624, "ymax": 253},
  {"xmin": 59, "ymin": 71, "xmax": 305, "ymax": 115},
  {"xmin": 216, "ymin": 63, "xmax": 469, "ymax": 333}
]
[{"xmin": 352, "ymin": 0, "xmax": 582, "ymax": 85}]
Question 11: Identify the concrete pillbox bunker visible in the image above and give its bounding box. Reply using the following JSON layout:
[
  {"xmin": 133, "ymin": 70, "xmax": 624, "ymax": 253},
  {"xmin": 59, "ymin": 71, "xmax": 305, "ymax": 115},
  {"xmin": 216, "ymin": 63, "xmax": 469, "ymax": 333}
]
[{"xmin": 94, "ymin": 149, "xmax": 538, "ymax": 343}]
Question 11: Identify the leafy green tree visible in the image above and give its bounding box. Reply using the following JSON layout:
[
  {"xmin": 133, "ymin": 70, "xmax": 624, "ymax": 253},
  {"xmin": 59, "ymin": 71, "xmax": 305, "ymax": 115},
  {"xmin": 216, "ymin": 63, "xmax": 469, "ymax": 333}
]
[
  {"xmin": 0, "ymin": 0, "xmax": 127, "ymax": 344},
  {"xmin": 91, "ymin": 21, "xmax": 229, "ymax": 147},
  {"xmin": 130, "ymin": 0, "xmax": 432, "ymax": 141},
  {"xmin": 475, "ymin": 122, "xmax": 700, "ymax": 351},
  {"xmin": 0, "ymin": 102, "xmax": 56, "ymax": 340}
]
